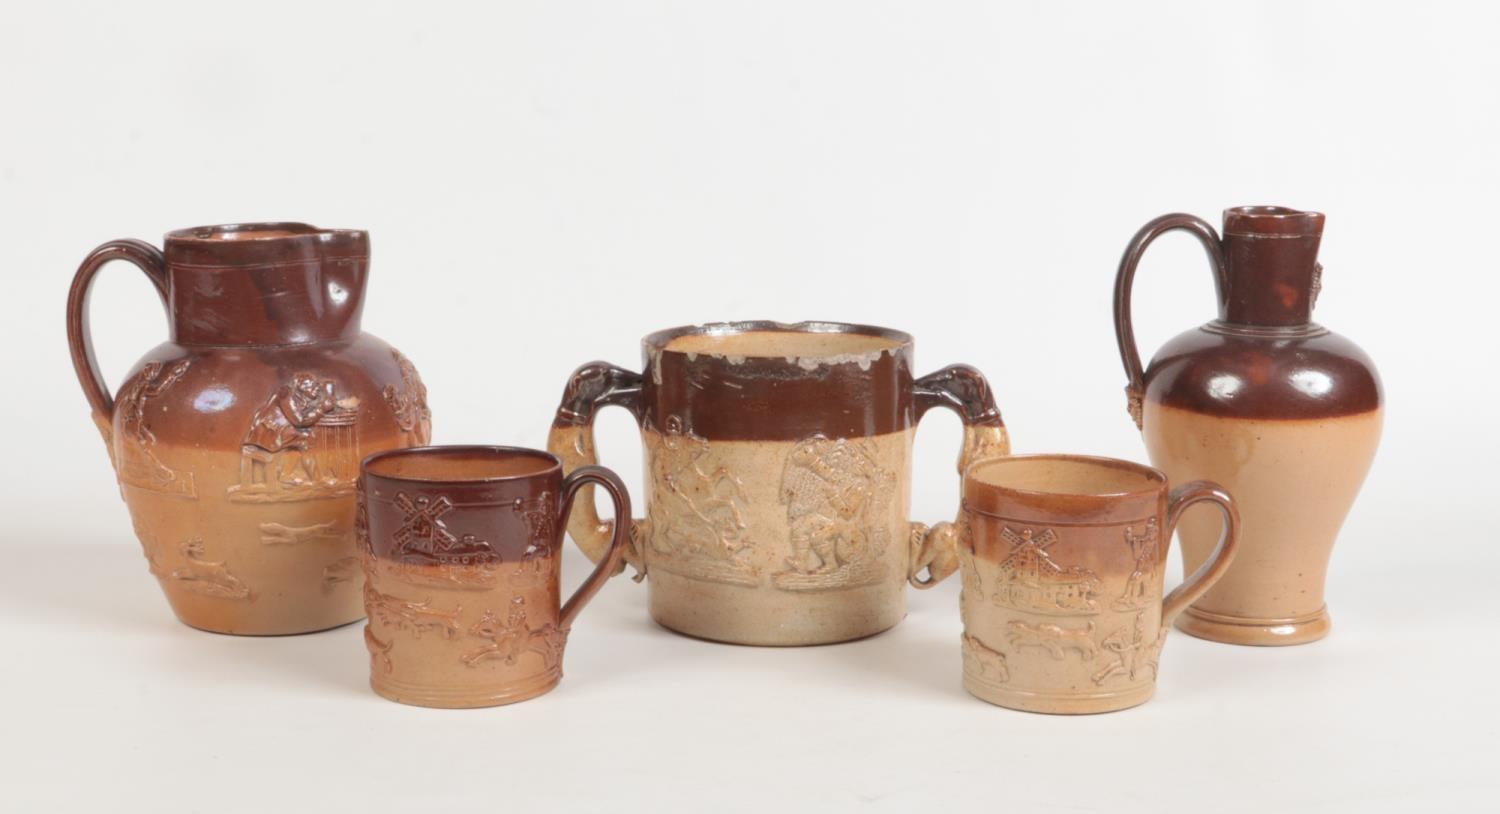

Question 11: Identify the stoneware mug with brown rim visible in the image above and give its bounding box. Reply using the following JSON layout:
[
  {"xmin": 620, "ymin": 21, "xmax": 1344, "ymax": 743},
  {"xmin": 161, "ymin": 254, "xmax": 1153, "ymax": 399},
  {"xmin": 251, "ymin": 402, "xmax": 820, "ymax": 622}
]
[
  {"xmin": 359, "ymin": 446, "xmax": 631, "ymax": 708},
  {"xmin": 547, "ymin": 321, "xmax": 1011, "ymax": 646},
  {"xmin": 958, "ymin": 454, "xmax": 1240, "ymax": 714}
]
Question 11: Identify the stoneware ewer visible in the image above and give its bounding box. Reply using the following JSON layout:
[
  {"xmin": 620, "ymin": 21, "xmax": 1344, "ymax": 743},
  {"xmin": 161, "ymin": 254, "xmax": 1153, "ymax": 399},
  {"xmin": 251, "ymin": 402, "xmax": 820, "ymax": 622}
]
[{"xmin": 1113, "ymin": 206, "xmax": 1382, "ymax": 645}]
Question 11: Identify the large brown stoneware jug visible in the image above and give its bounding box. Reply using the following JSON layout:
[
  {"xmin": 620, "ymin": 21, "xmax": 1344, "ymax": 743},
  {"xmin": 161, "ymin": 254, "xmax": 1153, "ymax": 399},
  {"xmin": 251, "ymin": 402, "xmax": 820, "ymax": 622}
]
[
  {"xmin": 67, "ymin": 223, "xmax": 432, "ymax": 635},
  {"xmin": 1113, "ymin": 206, "xmax": 1382, "ymax": 646}
]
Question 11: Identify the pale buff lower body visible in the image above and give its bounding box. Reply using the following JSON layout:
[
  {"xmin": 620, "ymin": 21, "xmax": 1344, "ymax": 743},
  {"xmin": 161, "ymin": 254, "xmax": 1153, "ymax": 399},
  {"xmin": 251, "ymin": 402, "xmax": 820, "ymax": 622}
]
[
  {"xmin": 1143, "ymin": 402, "xmax": 1383, "ymax": 645},
  {"xmin": 959, "ymin": 549, "xmax": 1168, "ymax": 714},
  {"xmin": 362, "ymin": 557, "xmax": 565, "ymax": 709},
  {"xmin": 121, "ymin": 440, "xmax": 379, "ymax": 635},
  {"xmin": 637, "ymin": 426, "xmax": 916, "ymax": 646}
]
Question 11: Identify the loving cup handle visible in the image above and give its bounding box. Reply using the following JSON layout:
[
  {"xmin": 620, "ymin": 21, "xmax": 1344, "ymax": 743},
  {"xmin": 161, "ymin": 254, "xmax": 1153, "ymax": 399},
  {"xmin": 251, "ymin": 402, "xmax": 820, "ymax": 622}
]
[
  {"xmin": 907, "ymin": 365, "xmax": 1011, "ymax": 589},
  {"xmin": 546, "ymin": 362, "xmax": 648, "ymax": 579},
  {"xmin": 1160, "ymin": 481, "xmax": 1241, "ymax": 627}
]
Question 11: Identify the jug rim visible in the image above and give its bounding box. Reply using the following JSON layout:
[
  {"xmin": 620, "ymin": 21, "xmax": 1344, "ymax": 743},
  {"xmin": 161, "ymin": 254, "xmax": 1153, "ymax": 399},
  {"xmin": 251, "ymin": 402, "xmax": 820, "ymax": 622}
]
[
  {"xmin": 164, "ymin": 222, "xmax": 369, "ymax": 265},
  {"xmin": 1222, "ymin": 206, "xmax": 1325, "ymax": 238}
]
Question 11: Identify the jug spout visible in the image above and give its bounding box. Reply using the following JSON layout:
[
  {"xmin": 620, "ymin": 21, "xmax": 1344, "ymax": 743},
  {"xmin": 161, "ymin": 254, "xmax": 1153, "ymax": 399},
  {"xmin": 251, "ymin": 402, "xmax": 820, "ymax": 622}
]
[
  {"xmin": 1220, "ymin": 206, "xmax": 1325, "ymax": 327},
  {"xmin": 163, "ymin": 223, "xmax": 369, "ymax": 346}
]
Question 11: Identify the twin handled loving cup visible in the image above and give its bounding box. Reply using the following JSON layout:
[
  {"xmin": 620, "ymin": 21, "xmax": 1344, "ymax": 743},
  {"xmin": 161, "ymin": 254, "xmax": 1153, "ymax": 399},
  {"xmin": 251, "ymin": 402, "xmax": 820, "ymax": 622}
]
[
  {"xmin": 958, "ymin": 455, "xmax": 1240, "ymax": 713},
  {"xmin": 546, "ymin": 321, "xmax": 1012, "ymax": 646},
  {"xmin": 359, "ymin": 446, "xmax": 631, "ymax": 708}
]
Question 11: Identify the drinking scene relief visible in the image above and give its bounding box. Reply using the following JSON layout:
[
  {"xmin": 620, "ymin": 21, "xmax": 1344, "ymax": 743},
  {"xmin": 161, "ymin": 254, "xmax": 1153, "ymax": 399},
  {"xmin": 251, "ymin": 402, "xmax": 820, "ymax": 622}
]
[{"xmin": 228, "ymin": 373, "xmax": 360, "ymax": 503}]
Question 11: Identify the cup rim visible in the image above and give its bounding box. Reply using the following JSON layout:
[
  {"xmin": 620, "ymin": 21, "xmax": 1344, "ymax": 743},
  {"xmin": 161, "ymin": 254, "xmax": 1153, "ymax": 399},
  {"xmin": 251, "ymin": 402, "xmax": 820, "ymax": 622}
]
[
  {"xmin": 361, "ymin": 445, "xmax": 562, "ymax": 484},
  {"xmin": 642, "ymin": 320, "xmax": 914, "ymax": 355},
  {"xmin": 966, "ymin": 453, "xmax": 1166, "ymax": 500}
]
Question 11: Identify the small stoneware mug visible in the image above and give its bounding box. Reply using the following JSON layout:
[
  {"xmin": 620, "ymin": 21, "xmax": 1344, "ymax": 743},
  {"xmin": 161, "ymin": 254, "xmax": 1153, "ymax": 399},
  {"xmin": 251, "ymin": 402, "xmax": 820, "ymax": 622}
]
[
  {"xmin": 358, "ymin": 446, "xmax": 631, "ymax": 708},
  {"xmin": 958, "ymin": 455, "xmax": 1240, "ymax": 714}
]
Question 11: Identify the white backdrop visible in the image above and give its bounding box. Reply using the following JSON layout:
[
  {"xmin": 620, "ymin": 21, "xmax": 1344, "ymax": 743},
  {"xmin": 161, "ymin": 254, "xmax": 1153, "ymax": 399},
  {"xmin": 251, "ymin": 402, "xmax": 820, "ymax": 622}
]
[{"xmin": 3, "ymin": 1, "xmax": 1496, "ymax": 811}]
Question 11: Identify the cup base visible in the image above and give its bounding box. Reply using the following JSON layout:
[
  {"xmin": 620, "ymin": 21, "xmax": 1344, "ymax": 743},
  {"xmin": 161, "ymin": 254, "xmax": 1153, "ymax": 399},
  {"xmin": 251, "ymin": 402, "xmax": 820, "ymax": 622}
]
[
  {"xmin": 1174, "ymin": 605, "xmax": 1331, "ymax": 646},
  {"xmin": 370, "ymin": 667, "xmax": 563, "ymax": 709},
  {"xmin": 651, "ymin": 610, "xmax": 901, "ymax": 647},
  {"xmin": 963, "ymin": 675, "xmax": 1155, "ymax": 714}
]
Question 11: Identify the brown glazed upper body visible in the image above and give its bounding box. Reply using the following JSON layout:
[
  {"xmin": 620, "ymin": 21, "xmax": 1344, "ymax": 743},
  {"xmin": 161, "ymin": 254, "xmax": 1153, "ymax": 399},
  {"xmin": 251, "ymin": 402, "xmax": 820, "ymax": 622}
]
[
  {"xmin": 68, "ymin": 223, "xmax": 431, "ymax": 635},
  {"xmin": 638, "ymin": 322, "xmax": 918, "ymax": 440},
  {"xmin": 1140, "ymin": 208, "xmax": 1381, "ymax": 421}
]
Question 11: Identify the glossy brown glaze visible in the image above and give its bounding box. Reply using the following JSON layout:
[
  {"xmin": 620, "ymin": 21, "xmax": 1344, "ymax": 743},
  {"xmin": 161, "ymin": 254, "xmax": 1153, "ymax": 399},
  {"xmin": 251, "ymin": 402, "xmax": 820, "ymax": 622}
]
[
  {"xmin": 66, "ymin": 223, "xmax": 431, "ymax": 635},
  {"xmin": 360, "ymin": 446, "xmax": 630, "ymax": 708},
  {"xmin": 546, "ymin": 321, "xmax": 1011, "ymax": 646},
  {"xmin": 1113, "ymin": 206, "xmax": 1384, "ymax": 646},
  {"xmin": 959, "ymin": 455, "xmax": 1239, "ymax": 714},
  {"xmin": 641, "ymin": 322, "xmax": 916, "ymax": 440},
  {"xmin": 1114, "ymin": 206, "xmax": 1382, "ymax": 422}
]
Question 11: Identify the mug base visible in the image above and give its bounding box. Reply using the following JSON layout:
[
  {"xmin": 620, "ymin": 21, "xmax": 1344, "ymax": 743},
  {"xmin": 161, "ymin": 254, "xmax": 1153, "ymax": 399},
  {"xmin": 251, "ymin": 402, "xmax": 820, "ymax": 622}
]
[
  {"xmin": 964, "ymin": 676, "xmax": 1155, "ymax": 714},
  {"xmin": 1174, "ymin": 605, "xmax": 1331, "ymax": 646},
  {"xmin": 370, "ymin": 667, "xmax": 563, "ymax": 709}
]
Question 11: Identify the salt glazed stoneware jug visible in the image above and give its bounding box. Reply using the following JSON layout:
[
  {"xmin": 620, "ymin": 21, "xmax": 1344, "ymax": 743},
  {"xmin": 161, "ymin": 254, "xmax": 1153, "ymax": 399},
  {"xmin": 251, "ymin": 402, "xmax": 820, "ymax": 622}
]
[
  {"xmin": 547, "ymin": 321, "xmax": 1011, "ymax": 646},
  {"xmin": 1112, "ymin": 206, "xmax": 1383, "ymax": 645},
  {"xmin": 67, "ymin": 223, "xmax": 432, "ymax": 635}
]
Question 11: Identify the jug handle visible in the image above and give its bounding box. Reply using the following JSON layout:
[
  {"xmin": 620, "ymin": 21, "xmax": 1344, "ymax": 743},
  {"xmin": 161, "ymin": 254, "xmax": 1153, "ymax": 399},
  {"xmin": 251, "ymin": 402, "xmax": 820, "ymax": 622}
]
[
  {"xmin": 66, "ymin": 239, "xmax": 170, "ymax": 449},
  {"xmin": 908, "ymin": 364, "xmax": 1011, "ymax": 589},
  {"xmin": 1112, "ymin": 213, "xmax": 1227, "ymax": 429},
  {"xmin": 557, "ymin": 466, "xmax": 633, "ymax": 630},
  {"xmin": 546, "ymin": 362, "xmax": 647, "ymax": 581},
  {"xmin": 1161, "ymin": 480, "xmax": 1240, "ymax": 627}
]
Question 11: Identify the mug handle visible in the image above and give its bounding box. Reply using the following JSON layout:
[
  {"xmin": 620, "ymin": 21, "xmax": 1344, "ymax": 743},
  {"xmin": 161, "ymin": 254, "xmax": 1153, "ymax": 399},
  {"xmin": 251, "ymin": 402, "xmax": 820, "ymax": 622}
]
[
  {"xmin": 1111, "ymin": 213, "xmax": 1227, "ymax": 429},
  {"xmin": 557, "ymin": 466, "xmax": 634, "ymax": 630},
  {"xmin": 908, "ymin": 364, "xmax": 1011, "ymax": 588},
  {"xmin": 546, "ymin": 362, "xmax": 648, "ymax": 580},
  {"xmin": 1160, "ymin": 480, "xmax": 1241, "ymax": 627},
  {"xmin": 66, "ymin": 239, "xmax": 171, "ymax": 453}
]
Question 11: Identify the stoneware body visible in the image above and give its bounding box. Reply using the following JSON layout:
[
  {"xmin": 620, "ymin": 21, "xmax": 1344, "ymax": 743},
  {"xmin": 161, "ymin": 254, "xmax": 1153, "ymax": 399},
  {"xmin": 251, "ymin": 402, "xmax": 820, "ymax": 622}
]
[
  {"xmin": 959, "ymin": 455, "xmax": 1239, "ymax": 714},
  {"xmin": 359, "ymin": 447, "xmax": 630, "ymax": 709},
  {"xmin": 547, "ymin": 321, "xmax": 1011, "ymax": 646},
  {"xmin": 1113, "ymin": 206, "xmax": 1383, "ymax": 646},
  {"xmin": 67, "ymin": 224, "xmax": 431, "ymax": 635}
]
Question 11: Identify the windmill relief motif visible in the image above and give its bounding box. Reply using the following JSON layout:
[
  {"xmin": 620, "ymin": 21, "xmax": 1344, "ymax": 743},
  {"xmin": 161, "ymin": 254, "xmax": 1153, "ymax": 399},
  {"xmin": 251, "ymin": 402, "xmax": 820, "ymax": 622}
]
[
  {"xmin": 991, "ymin": 526, "xmax": 1100, "ymax": 615},
  {"xmin": 644, "ymin": 415, "xmax": 759, "ymax": 587},
  {"xmin": 228, "ymin": 373, "xmax": 359, "ymax": 503},
  {"xmin": 115, "ymin": 359, "xmax": 196, "ymax": 497},
  {"xmin": 388, "ymin": 492, "xmax": 502, "ymax": 590},
  {"xmin": 773, "ymin": 434, "xmax": 895, "ymax": 592}
]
